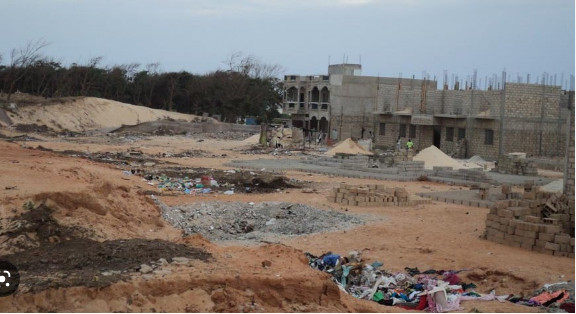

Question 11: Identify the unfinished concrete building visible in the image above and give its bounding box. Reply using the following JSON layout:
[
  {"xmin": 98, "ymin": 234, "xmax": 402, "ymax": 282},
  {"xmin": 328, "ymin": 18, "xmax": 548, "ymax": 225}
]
[{"xmin": 283, "ymin": 64, "xmax": 573, "ymax": 161}]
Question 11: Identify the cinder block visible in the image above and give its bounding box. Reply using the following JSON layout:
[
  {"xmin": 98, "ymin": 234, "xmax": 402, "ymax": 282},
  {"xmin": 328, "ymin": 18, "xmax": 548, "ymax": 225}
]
[
  {"xmin": 524, "ymin": 216, "xmax": 541, "ymax": 223},
  {"xmin": 538, "ymin": 233, "xmax": 555, "ymax": 242},
  {"xmin": 544, "ymin": 242, "xmax": 560, "ymax": 251},
  {"xmin": 555, "ymin": 234, "xmax": 571, "ymax": 244}
]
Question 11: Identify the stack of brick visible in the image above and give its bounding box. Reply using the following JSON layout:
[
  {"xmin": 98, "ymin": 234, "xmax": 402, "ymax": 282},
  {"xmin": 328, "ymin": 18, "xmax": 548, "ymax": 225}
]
[
  {"xmin": 328, "ymin": 183, "xmax": 430, "ymax": 207},
  {"xmin": 484, "ymin": 184, "xmax": 574, "ymax": 257},
  {"xmin": 496, "ymin": 153, "xmax": 537, "ymax": 176}
]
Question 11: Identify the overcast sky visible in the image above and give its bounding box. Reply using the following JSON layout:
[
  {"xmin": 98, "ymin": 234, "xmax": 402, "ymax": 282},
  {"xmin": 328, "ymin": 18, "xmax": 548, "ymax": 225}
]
[{"xmin": 1, "ymin": 0, "xmax": 574, "ymax": 88}]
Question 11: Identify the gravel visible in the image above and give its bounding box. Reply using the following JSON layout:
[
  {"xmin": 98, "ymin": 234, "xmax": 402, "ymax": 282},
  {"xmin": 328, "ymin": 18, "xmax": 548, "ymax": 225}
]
[{"xmin": 159, "ymin": 201, "xmax": 369, "ymax": 243}]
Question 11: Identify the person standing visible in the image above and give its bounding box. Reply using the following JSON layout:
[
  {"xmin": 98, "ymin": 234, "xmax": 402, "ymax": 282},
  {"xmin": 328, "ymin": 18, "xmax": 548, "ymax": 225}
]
[
  {"xmin": 396, "ymin": 137, "xmax": 402, "ymax": 151},
  {"xmin": 406, "ymin": 138, "xmax": 414, "ymax": 150}
]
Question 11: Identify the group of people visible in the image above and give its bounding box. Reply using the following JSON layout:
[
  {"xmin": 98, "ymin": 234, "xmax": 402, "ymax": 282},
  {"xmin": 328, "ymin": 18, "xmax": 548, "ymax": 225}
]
[{"xmin": 396, "ymin": 137, "xmax": 413, "ymax": 151}]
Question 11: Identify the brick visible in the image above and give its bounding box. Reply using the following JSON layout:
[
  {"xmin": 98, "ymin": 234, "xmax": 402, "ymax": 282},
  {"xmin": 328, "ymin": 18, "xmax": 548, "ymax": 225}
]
[
  {"xmin": 554, "ymin": 234, "xmax": 571, "ymax": 244},
  {"xmin": 540, "ymin": 225, "xmax": 562, "ymax": 233},
  {"xmin": 538, "ymin": 233, "xmax": 555, "ymax": 242},
  {"xmin": 544, "ymin": 242, "xmax": 560, "ymax": 251},
  {"xmin": 524, "ymin": 216, "xmax": 541, "ymax": 223}
]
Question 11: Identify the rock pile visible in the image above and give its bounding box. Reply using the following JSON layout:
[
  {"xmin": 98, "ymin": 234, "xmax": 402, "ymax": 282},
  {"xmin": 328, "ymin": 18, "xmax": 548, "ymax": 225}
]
[{"xmin": 159, "ymin": 201, "xmax": 367, "ymax": 243}]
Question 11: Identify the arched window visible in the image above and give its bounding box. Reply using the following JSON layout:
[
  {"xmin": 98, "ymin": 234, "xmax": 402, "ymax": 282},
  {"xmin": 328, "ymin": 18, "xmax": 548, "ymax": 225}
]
[{"xmin": 321, "ymin": 87, "xmax": 330, "ymax": 103}]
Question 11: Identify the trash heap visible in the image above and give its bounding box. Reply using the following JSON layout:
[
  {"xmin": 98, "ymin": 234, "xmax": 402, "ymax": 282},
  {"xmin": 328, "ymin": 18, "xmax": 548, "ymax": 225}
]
[
  {"xmin": 496, "ymin": 152, "xmax": 538, "ymax": 176},
  {"xmin": 485, "ymin": 181, "xmax": 575, "ymax": 257},
  {"xmin": 142, "ymin": 174, "xmax": 219, "ymax": 195},
  {"xmin": 328, "ymin": 183, "xmax": 431, "ymax": 207},
  {"xmin": 306, "ymin": 251, "xmax": 575, "ymax": 312}
]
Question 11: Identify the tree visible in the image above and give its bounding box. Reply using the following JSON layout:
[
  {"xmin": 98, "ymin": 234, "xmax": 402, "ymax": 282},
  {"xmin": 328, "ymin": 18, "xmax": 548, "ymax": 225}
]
[{"xmin": 2, "ymin": 40, "xmax": 49, "ymax": 100}]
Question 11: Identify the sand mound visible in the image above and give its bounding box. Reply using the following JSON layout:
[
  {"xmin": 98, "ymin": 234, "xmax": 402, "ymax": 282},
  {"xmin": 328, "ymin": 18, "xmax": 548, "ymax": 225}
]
[
  {"xmin": 241, "ymin": 133, "xmax": 261, "ymax": 144},
  {"xmin": 467, "ymin": 155, "xmax": 486, "ymax": 163},
  {"xmin": 413, "ymin": 145, "xmax": 466, "ymax": 169},
  {"xmin": 6, "ymin": 97, "xmax": 206, "ymax": 132},
  {"xmin": 326, "ymin": 138, "xmax": 373, "ymax": 156}
]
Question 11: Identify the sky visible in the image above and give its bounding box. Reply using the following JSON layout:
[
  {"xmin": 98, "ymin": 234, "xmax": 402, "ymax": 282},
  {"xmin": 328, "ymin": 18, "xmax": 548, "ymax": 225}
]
[{"xmin": 0, "ymin": 0, "xmax": 574, "ymax": 88}]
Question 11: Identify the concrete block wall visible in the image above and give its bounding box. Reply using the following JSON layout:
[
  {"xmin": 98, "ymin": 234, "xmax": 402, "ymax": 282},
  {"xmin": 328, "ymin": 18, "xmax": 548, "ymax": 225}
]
[
  {"xmin": 466, "ymin": 119, "xmax": 500, "ymax": 160},
  {"xmin": 564, "ymin": 101, "xmax": 574, "ymax": 236},
  {"xmin": 330, "ymin": 115, "xmax": 376, "ymax": 142}
]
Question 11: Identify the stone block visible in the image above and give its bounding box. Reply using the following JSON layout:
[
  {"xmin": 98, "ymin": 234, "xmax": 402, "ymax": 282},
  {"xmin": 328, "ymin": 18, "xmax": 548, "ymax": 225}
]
[
  {"xmin": 554, "ymin": 234, "xmax": 571, "ymax": 244},
  {"xmin": 538, "ymin": 233, "xmax": 555, "ymax": 242},
  {"xmin": 544, "ymin": 242, "xmax": 560, "ymax": 251}
]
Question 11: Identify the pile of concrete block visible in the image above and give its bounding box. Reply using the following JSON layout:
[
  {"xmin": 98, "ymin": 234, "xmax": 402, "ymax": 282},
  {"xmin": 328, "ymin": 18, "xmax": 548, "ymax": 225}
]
[
  {"xmin": 328, "ymin": 183, "xmax": 430, "ymax": 207},
  {"xmin": 496, "ymin": 152, "xmax": 537, "ymax": 176},
  {"xmin": 484, "ymin": 182, "xmax": 574, "ymax": 257}
]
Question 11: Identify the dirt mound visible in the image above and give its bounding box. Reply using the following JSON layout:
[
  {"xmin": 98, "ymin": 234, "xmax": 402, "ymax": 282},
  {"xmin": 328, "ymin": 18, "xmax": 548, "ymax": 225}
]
[
  {"xmin": 326, "ymin": 138, "xmax": 373, "ymax": 156},
  {"xmin": 0, "ymin": 244, "xmax": 352, "ymax": 313},
  {"xmin": 2, "ymin": 238, "xmax": 211, "ymax": 293},
  {"xmin": 0, "ymin": 204, "xmax": 92, "ymax": 251},
  {"xmin": 5, "ymin": 97, "xmax": 206, "ymax": 132}
]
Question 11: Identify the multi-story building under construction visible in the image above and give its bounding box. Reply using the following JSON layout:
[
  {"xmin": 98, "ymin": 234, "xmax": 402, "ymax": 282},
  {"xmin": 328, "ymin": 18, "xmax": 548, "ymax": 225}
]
[{"xmin": 282, "ymin": 64, "xmax": 573, "ymax": 161}]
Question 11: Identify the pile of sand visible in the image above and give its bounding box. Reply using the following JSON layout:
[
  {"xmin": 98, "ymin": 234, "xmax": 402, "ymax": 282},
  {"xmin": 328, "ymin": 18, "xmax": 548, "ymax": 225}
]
[
  {"xmin": 241, "ymin": 134, "xmax": 261, "ymax": 144},
  {"xmin": 467, "ymin": 155, "xmax": 486, "ymax": 163},
  {"xmin": 413, "ymin": 145, "xmax": 467, "ymax": 170},
  {"xmin": 5, "ymin": 97, "xmax": 207, "ymax": 132},
  {"xmin": 326, "ymin": 138, "xmax": 373, "ymax": 156}
]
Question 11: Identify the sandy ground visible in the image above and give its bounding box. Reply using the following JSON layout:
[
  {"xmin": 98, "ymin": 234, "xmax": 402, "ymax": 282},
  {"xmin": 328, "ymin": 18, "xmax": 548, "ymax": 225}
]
[
  {"xmin": 0, "ymin": 134, "xmax": 572, "ymax": 313},
  {"xmin": 0, "ymin": 97, "xmax": 572, "ymax": 312}
]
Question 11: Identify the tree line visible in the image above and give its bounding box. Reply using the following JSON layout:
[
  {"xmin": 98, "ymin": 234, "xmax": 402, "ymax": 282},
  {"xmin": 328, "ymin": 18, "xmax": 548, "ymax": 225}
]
[{"xmin": 0, "ymin": 41, "xmax": 283, "ymax": 123}]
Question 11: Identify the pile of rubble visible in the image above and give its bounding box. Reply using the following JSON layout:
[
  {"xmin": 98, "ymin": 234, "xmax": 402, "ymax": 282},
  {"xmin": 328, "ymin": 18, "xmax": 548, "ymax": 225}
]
[
  {"xmin": 484, "ymin": 181, "xmax": 575, "ymax": 257},
  {"xmin": 158, "ymin": 201, "xmax": 368, "ymax": 243},
  {"xmin": 328, "ymin": 183, "xmax": 431, "ymax": 207},
  {"xmin": 496, "ymin": 153, "xmax": 538, "ymax": 176}
]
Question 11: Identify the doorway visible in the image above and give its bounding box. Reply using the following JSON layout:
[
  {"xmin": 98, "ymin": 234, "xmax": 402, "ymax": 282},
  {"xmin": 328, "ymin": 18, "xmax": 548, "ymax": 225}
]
[{"xmin": 433, "ymin": 125, "xmax": 441, "ymax": 148}]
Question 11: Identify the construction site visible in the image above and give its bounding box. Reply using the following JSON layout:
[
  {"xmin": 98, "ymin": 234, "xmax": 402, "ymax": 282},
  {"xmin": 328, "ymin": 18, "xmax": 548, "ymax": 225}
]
[{"xmin": 0, "ymin": 93, "xmax": 574, "ymax": 312}]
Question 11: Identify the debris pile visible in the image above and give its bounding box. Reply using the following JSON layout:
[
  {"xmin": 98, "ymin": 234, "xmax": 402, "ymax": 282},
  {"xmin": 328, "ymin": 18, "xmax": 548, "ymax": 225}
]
[
  {"xmin": 328, "ymin": 183, "xmax": 430, "ymax": 207},
  {"xmin": 159, "ymin": 201, "xmax": 367, "ymax": 243},
  {"xmin": 267, "ymin": 125, "xmax": 295, "ymax": 148},
  {"xmin": 305, "ymin": 251, "xmax": 575, "ymax": 312},
  {"xmin": 496, "ymin": 152, "xmax": 538, "ymax": 176},
  {"xmin": 485, "ymin": 182, "xmax": 574, "ymax": 257}
]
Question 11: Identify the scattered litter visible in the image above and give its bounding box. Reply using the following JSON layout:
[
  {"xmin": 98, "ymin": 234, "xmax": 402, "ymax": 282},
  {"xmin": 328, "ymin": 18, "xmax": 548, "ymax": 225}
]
[
  {"xmin": 223, "ymin": 190, "xmax": 234, "ymax": 195},
  {"xmin": 305, "ymin": 251, "xmax": 575, "ymax": 312}
]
